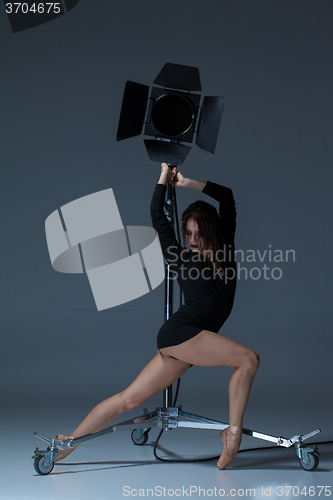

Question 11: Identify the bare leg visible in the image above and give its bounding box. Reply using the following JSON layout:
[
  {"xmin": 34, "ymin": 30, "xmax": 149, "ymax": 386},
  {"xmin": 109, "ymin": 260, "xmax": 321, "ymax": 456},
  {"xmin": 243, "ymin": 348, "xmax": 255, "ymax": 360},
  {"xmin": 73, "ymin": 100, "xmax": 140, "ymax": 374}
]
[
  {"xmin": 54, "ymin": 352, "xmax": 191, "ymax": 462},
  {"xmin": 161, "ymin": 330, "xmax": 259, "ymax": 427},
  {"xmin": 160, "ymin": 330, "xmax": 260, "ymax": 468}
]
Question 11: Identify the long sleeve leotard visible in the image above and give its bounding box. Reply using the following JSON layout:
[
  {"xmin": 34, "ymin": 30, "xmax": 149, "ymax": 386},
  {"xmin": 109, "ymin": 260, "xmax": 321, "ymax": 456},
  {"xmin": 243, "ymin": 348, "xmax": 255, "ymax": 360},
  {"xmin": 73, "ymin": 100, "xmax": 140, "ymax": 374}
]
[{"xmin": 150, "ymin": 181, "xmax": 237, "ymax": 349}]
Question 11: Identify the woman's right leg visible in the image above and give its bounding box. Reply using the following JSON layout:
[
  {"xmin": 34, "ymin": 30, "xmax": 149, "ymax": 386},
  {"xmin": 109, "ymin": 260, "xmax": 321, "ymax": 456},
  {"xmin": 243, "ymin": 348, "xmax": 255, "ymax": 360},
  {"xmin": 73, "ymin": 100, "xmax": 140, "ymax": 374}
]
[
  {"xmin": 160, "ymin": 330, "xmax": 260, "ymax": 469},
  {"xmin": 160, "ymin": 331, "xmax": 259, "ymax": 429},
  {"xmin": 54, "ymin": 351, "xmax": 191, "ymax": 462}
]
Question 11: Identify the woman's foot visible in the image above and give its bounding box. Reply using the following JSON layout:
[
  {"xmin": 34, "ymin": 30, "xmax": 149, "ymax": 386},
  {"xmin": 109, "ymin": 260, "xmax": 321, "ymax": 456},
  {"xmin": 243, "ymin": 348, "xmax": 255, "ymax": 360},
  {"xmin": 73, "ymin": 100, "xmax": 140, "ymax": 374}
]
[
  {"xmin": 53, "ymin": 434, "xmax": 79, "ymax": 463},
  {"xmin": 217, "ymin": 425, "xmax": 242, "ymax": 469}
]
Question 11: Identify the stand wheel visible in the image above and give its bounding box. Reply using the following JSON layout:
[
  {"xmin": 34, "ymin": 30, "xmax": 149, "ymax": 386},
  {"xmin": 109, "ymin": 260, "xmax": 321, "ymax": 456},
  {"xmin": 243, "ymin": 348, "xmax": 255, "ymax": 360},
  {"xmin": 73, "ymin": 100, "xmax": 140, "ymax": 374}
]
[
  {"xmin": 34, "ymin": 455, "xmax": 54, "ymax": 475},
  {"xmin": 299, "ymin": 452, "xmax": 319, "ymax": 471},
  {"xmin": 131, "ymin": 429, "xmax": 149, "ymax": 446}
]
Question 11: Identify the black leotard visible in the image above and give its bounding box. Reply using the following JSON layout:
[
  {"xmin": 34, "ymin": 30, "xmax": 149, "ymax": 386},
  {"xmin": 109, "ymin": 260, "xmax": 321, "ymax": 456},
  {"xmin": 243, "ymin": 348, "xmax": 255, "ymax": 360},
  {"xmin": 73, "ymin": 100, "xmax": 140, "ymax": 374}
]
[{"xmin": 150, "ymin": 181, "xmax": 237, "ymax": 349}]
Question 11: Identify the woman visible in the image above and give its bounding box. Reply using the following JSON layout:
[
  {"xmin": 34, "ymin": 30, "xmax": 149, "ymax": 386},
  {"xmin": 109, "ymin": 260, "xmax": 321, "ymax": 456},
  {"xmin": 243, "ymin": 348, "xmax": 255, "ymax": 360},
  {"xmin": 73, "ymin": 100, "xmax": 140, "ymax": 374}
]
[{"xmin": 55, "ymin": 163, "xmax": 259, "ymax": 470}]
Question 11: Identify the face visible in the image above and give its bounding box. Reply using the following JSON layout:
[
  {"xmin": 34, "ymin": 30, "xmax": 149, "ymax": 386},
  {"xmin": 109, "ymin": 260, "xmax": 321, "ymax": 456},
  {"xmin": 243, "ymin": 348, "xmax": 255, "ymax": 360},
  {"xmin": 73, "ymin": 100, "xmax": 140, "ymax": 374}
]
[{"xmin": 185, "ymin": 219, "xmax": 204, "ymax": 253}]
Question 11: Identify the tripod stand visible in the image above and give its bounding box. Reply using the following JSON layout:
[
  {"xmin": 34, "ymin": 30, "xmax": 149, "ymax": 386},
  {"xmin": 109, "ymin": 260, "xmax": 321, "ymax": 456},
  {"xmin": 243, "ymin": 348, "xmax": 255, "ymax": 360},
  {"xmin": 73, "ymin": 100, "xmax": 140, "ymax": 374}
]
[{"xmin": 33, "ymin": 180, "xmax": 321, "ymax": 474}]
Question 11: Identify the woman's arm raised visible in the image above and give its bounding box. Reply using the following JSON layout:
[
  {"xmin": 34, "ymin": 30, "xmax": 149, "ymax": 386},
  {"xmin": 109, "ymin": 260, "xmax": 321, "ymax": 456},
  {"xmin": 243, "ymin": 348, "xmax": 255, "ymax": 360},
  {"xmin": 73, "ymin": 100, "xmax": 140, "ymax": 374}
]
[{"xmin": 159, "ymin": 163, "xmax": 207, "ymax": 192}]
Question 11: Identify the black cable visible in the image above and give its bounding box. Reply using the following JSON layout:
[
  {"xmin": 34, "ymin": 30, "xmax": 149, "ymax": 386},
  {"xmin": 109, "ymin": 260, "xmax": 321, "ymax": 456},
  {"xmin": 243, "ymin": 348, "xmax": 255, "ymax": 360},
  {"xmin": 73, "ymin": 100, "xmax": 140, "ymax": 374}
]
[
  {"xmin": 173, "ymin": 185, "xmax": 181, "ymax": 246},
  {"xmin": 153, "ymin": 377, "xmax": 182, "ymax": 462},
  {"xmin": 172, "ymin": 378, "xmax": 181, "ymax": 406},
  {"xmin": 154, "ymin": 377, "xmax": 229, "ymax": 463}
]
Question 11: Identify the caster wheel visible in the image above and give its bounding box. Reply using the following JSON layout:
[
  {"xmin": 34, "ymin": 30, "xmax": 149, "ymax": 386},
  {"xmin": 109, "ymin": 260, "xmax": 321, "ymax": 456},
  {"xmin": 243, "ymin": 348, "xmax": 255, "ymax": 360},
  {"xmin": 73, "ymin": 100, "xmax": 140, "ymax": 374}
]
[
  {"xmin": 34, "ymin": 455, "xmax": 54, "ymax": 475},
  {"xmin": 131, "ymin": 429, "xmax": 149, "ymax": 446},
  {"xmin": 299, "ymin": 452, "xmax": 319, "ymax": 471}
]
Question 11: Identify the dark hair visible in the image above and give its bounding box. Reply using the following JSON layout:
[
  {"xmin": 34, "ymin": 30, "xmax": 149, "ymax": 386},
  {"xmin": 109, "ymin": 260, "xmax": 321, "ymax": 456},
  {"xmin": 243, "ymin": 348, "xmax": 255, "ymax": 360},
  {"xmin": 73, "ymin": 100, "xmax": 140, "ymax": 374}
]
[{"xmin": 181, "ymin": 200, "xmax": 224, "ymax": 272}]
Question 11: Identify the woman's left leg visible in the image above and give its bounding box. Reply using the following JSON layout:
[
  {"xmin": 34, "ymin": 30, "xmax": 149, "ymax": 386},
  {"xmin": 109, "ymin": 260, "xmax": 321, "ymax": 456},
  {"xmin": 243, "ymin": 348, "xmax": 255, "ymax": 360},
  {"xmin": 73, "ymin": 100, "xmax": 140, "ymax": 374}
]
[
  {"xmin": 70, "ymin": 352, "xmax": 191, "ymax": 437},
  {"xmin": 54, "ymin": 351, "xmax": 191, "ymax": 462}
]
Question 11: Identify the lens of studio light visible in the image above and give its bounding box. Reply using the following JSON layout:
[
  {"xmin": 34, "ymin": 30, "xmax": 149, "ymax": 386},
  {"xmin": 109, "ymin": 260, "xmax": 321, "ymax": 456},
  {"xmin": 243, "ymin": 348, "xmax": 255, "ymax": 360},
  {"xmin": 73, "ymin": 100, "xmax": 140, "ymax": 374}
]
[{"xmin": 152, "ymin": 94, "xmax": 194, "ymax": 136}]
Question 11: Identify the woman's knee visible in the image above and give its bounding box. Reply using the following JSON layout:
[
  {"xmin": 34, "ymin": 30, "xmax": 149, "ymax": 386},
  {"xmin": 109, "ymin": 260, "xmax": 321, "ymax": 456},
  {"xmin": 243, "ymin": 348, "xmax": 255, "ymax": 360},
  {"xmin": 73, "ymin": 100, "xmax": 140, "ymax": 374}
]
[
  {"xmin": 243, "ymin": 348, "xmax": 260, "ymax": 373},
  {"xmin": 117, "ymin": 390, "xmax": 146, "ymax": 413}
]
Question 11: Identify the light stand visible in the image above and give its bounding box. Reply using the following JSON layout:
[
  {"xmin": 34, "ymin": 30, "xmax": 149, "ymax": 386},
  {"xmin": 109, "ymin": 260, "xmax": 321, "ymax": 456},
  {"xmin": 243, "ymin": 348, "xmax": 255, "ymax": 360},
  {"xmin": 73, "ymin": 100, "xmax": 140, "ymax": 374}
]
[{"xmin": 32, "ymin": 64, "xmax": 322, "ymax": 474}]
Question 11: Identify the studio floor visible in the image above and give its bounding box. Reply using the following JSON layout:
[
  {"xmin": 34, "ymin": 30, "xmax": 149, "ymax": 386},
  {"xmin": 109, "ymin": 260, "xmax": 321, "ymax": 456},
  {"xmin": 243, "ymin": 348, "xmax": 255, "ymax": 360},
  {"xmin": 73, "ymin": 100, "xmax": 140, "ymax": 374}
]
[{"xmin": 1, "ymin": 400, "xmax": 332, "ymax": 500}]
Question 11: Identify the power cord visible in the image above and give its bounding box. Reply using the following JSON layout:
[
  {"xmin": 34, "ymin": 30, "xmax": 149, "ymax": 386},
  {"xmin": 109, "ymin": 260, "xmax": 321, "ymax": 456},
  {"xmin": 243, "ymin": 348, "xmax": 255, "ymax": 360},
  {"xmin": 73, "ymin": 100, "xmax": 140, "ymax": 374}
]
[{"xmin": 153, "ymin": 377, "xmax": 220, "ymax": 463}]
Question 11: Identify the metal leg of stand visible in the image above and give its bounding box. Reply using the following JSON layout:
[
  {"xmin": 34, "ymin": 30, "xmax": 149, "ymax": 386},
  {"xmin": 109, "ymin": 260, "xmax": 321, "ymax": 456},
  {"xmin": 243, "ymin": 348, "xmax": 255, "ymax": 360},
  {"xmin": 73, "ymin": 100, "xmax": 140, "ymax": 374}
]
[{"xmin": 34, "ymin": 407, "xmax": 321, "ymax": 450}]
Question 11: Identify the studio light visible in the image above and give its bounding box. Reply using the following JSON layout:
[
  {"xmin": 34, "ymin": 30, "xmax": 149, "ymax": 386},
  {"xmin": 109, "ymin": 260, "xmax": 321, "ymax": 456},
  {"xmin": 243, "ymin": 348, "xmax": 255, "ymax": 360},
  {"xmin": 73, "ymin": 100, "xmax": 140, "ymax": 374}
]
[{"xmin": 116, "ymin": 63, "xmax": 225, "ymax": 164}]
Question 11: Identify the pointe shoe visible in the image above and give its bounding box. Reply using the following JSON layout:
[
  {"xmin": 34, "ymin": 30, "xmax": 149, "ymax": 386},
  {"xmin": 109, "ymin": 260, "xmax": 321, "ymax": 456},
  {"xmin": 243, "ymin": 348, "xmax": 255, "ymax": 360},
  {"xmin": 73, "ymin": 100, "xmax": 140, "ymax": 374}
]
[
  {"xmin": 53, "ymin": 434, "xmax": 79, "ymax": 463},
  {"xmin": 217, "ymin": 425, "xmax": 242, "ymax": 470}
]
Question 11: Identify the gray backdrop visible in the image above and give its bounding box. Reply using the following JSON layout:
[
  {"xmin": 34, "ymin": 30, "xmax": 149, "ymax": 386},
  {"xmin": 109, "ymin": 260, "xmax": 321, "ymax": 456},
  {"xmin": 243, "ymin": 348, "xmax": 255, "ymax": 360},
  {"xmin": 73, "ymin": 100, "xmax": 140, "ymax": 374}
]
[{"xmin": 1, "ymin": 0, "xmax": 332, "ymax": 440}]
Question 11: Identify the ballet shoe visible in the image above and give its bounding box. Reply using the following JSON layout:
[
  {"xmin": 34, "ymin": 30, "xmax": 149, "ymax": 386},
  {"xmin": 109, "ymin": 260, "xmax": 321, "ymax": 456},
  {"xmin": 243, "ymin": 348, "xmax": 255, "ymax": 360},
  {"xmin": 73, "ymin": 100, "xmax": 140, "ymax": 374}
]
[
  {"xmin": 217, "ymin": 425, "xmax": 242, "ymax": 470},
  {"xmin": 53, "ymin": 434, "xmax": 79, "ymax": 463}
]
